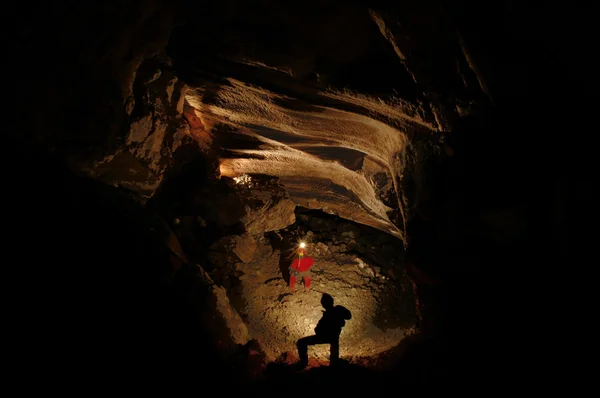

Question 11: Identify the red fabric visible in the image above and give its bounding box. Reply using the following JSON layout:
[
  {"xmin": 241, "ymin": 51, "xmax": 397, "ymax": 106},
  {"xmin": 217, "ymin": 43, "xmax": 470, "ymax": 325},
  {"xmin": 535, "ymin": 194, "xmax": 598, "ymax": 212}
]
[
  {"xmin": 291, "ymin": 256, "xmax": 314, "ymax": 272},
  {"xmin": 290, "ymin": 256, "xmax": 314, "ymax": 292},
  {"xmin": 290, "ymin": 274, "xmax": 311, "ymax": 291}
]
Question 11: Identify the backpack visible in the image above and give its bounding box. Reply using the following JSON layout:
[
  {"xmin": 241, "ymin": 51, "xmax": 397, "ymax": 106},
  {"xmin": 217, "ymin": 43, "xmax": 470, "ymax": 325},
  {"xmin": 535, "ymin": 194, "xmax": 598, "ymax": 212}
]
[{"xmin": 334, "ymin": 305, "xmax": 352, "ymax": 321}]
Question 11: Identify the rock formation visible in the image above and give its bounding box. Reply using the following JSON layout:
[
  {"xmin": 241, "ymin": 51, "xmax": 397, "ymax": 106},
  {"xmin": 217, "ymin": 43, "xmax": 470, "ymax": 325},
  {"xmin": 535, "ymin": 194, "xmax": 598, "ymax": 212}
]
[{"xmin": 8, "ymin": 0, "xmax": 584, "ymax": 386}]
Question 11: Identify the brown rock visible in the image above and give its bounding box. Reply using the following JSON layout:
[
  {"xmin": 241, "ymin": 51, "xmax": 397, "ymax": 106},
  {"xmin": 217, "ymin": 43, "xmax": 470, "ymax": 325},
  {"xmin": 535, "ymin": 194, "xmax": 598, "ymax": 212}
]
[
  {"xmin": 232, "ymin": 233, "xmax": 258, "ymax": 263},
  {"xmin": 196, "ymin": 265, "xmax": 249, "ymax": 345},
  {"xmin": 242, "ymin": 198, "xmax": 296, "ymax": 235},
  {"xmin": 126, "ymin": 115, "xmax": 153, "ymax": 145}
]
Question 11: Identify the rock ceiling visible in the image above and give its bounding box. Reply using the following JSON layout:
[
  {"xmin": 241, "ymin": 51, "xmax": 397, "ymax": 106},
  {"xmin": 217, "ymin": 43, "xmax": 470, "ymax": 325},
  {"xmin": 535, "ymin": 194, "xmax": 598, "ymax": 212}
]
[
  {"xmin": 165, "ymin": 1, "xmax": 488, "ymax": 241},
  {"xmin": 185, "ymin": 77, "xmax": 433, "ymax": 240},
  {"xmin": 84, "ymin": 0, "xmax": 489, "ymax": 242}
]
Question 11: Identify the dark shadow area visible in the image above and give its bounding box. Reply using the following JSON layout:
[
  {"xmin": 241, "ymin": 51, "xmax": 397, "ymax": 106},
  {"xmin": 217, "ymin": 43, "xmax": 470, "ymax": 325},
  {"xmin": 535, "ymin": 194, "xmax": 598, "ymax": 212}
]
[
  {"xmin": 167, "ymin": 0, "xmax": 415, "ymax": 99},
  {"xmin": 147, "ymin": 155, "xmax": 246, "ymax": 268},
  {"xmin": 320, "ymin": 20, "xmax": 419, "ymax": 101},
  {"xmin": 266, "ymin": 230, "xmax": 298, "ymax": 285},
  {"xmin": 2, "ymin": 147, "xmax": 236, "ymax": 386},
  {"xmin": 261, "ymin": 359, "xmax": 382, "ymax": 393},
  {"xmin": 296, "ymin": 146, "xmax": 366, "ymax": 171},
  {"xmin": 211, "ymin": 123, "xmax": 268, "ymax": 157}
]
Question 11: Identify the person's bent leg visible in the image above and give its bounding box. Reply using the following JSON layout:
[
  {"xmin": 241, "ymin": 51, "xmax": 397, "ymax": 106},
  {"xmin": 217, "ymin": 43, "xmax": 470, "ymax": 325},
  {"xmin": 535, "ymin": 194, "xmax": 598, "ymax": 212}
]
[
  {"xmin": 290, "ymin": 274, "xmax": 296, "ymax": 292},
  {"xmin": 296, "ymin": 335, "xmax": 320, "ymax": 366},
  {"xmin": 304, "ymin": 276, "xmax": 311, "ymax": 290}
]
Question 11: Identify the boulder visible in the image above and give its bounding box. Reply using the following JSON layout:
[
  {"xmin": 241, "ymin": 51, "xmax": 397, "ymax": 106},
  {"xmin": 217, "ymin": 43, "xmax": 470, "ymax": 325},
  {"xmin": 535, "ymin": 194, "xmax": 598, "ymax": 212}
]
[
  {"xmin": 232, "ymin": 233, "xmax": 258, "ymax": 263},
  {"xmin": 195, "ymin": 265, "xmax": 250, "ymax": 345},
  {"xmin": 242, "ymin": 197, "xmax": 296, "ymax": 235}
]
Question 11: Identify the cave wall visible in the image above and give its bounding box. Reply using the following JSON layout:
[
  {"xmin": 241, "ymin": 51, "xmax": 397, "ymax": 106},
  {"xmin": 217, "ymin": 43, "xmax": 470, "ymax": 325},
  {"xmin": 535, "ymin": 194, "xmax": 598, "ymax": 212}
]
[
  {"xmin": 396, "ymin": 1, "xmax": 594, "ymax": 382},
  {"xmin": 83, "ymin": 54, "xmax": 196, "ymax": 198}
]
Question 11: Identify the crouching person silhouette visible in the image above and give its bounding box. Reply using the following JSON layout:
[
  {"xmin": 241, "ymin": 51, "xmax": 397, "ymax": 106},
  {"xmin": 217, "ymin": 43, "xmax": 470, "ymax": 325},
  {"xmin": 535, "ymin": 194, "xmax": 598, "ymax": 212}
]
[{"xmin": 296, "ymin": 293, "xmax": 352, "ymax": 368}]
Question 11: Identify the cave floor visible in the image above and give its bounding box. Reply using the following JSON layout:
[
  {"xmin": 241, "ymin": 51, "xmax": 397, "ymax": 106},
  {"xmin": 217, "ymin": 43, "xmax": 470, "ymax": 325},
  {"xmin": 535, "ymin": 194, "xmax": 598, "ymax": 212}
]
[{"xmin": 227, "ymin": 238, "xmax": 418, "ymax": 364}]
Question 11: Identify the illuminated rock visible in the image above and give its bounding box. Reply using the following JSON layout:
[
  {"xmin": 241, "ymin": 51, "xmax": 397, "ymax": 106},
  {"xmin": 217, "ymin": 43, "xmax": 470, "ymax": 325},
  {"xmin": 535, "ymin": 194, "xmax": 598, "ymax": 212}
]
[{"xmin": 232, "ymin": 235, "xmax": 417, "ymax": 362}]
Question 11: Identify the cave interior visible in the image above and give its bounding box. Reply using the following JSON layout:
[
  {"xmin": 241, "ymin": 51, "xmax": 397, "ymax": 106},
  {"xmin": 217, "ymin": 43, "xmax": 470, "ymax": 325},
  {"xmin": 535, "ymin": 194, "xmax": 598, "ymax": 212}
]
[{"xmin": 5, "ymin": 0, "xmax": 592, "ymax": 389}]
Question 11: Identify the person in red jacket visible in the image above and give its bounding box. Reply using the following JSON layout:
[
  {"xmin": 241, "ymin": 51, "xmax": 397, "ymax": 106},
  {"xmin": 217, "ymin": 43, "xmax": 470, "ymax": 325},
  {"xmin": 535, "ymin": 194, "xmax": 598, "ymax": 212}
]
[{"xmin": 289, "ymin": 243, "xmax": 314, "ymax": 293}]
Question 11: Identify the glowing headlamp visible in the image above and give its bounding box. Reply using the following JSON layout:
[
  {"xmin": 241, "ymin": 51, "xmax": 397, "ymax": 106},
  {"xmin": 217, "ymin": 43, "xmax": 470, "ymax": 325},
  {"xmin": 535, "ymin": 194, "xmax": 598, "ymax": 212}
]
[{"xmin": 299, "ymin": 242, "xmax": 306, "ymax": 249}]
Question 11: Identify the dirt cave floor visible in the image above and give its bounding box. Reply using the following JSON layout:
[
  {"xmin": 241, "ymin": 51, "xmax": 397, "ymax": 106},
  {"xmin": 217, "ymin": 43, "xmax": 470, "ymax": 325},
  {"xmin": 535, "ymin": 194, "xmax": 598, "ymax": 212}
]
[{"xmin": 212, "ymin": 234, "xmax": 420, "ymax": 364}]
